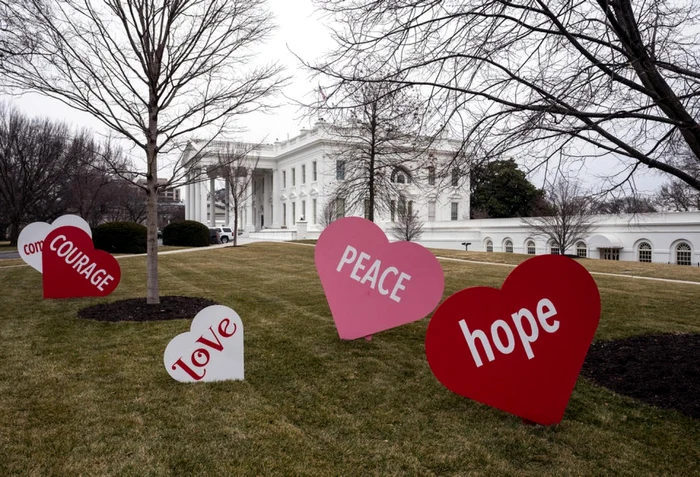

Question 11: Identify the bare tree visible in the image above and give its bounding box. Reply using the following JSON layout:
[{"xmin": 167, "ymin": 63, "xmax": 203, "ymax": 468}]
[
  {"xmin": 315, "ymin": 79, "xmax": 432, "ymax": 221},
  {"xmin": 592, "ymin": 196, "xmax": 658, "ymax": 215},
  {"xmin": 0, "ymin": 104, "xmax": 76, "ymax": 243},
  {"xmin": 523, "ymin": 179, "xmax": 596, "ymax": 254},
  {"xmin": 318, "ymin": 197, "xmax": 341, "ymax": 229},
  {"xmin": 217, "ymin": 143, "xmax": 260, "ymax": 246},
  {"xmin": 3, "ymin": 0, "xmax": 285, "ymax": 303},
  {"xmin": 389, "ymin": 204, "xmax": 424, "ymax": 242},
  {"xmin": 311, "ymin": 0, "xmax": 700, "ymax": 193}
]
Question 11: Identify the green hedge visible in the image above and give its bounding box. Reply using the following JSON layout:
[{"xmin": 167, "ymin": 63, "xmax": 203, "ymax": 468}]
[
  {"xmin": 93, "ymin": 222, "xmax": 147, "ymax": 254},
  {"xmin": 163, "ymin": 220, "xmax": 209, "ymax": 247}
]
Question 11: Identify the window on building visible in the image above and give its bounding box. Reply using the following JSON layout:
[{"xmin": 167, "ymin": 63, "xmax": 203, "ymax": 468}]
[
  {"xmin": 391, "ymin": 166, "xmax": 412, "ymax": 184},
  {"xmin": 390, "ymin": 200, "xmax": 396, "ymax": 222},
  {"xmin": 312, "ymin": 199, "xmax": 317, "ymax": 224},
  {"xmin": 408, "ymin": 200, "xmax": 414, "ymax": 217},
  {"xmin": 301, "ymin": 200, "xmax": 306, "ymax": 220},
  {"xmin": 428, "ymin": 166, "xmax": 435, "ymax": 186},
  {"xmin": 292, "ymin": 202, "xmax": 296, "ymax": 225},
  {"xmin": 292, "ymin": 168, "xmax": 296, "ymax": 186},
  {"xmin": 505, "ymin": 240, "xmax": 513, "ymax": 253},
  {"xmin": 451, "ymin": 168, "xmax": 460, "ymax": 187},
  {"xmin": 676, "ymin": 242, "xmax": 692, "ymax": 265},
  {"xmin": 364, "ymin": 199, "xmax": 371, "ymax": 219},
  {"xmin": 486, "ymin": 240, "xmax": 493, "ymax": 252},
  {"xmin": 451, "ymin": 202, "xmax": 459, "ymax": 221},
  {"xmin": 526, "ymin": 240, "xmax": 536, "ymax": 255},
  {"xmin": 336, "ymin": 160, "xmax": 345, "ymax": 180},
  {"xmin": 600, "ymin": 248, "xmax": 620, "ymax": 260},
  {"xmin": 301, "ymin": 164, "xmax": 306, "ymax": 184},
  {"xmin": 550, "ymin": 244, "xmax": 561, "ymax": 255},
  {"xmin": 398, "ymin": 196, "xmax": 407, "ymax": 215},
  {"xmin": 282, "ymin": 170, "xmax": 286, "ymax": 188},
  {"xmin": 282, "ymin": 203, "xmax": 287, "ymax": 226},
  {"xmin": 576, "ymin": 241, "xmax": 587, "ymax": 258},
  {"xmin": 638, "ymin": 242, "xmax": 652, "ymax": 262},
  {"xmin": 428, "ymin": 201, "xmax": 436, "ymax": 221},
  {"xmin": 335, "ymin": 198, "xmax": 346, "ymax": 218},
  {"xmin": 312, "ymin": 161, "xmax": 317, "ymax": 182}
]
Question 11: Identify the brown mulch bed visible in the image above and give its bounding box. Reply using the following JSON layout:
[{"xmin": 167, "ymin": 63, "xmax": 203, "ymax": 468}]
[
  {"xmin": 582, "ymin": 333, "xmax": 699, "ymax": 419},
  {"xmin": 80, "ymin": 297, "xmax": 698, "ymax": 419},
  {"xmin": 78, "ymin": 296, "xmax": 218, "ymax": 322}
]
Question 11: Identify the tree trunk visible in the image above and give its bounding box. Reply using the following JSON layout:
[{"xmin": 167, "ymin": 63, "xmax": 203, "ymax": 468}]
[{"xmin": 146, "ymin": 101, "xmax": 160, "ymax": 305}]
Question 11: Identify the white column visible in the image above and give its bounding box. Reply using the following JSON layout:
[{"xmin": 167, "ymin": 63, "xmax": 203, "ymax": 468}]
[
  {"xmin": 193, "ymin": 179, "xmax": 200, "ymax": 222},
  {"xmin": 185, "ymin": 181, "xmax": 191, "ymax": 220},
  {"xmin": 245, "ymin": 179, "xmax": 255, "ymax": 232},
  {"xmin": 199, "ymin": 178, "xmax": 207, "ymax": 223},
  {"xmin": 209, "ymin": 176, "xmax": 216, "ymax": 226},
  {"xmin": 271, "ymin": 168, "xmax": 281, "ymax": 228}
]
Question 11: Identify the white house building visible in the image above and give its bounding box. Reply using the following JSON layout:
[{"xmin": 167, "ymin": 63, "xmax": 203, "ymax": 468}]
[{"xmin": 180, "ymin": 122, "xmax": 700, "ymax": 266}]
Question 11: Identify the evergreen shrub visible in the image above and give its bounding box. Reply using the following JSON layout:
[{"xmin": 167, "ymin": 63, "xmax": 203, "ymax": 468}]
[
  {"xmin": 93, "ymin": 221, "xmax": 147, "ymax": 254},
  {"xmin": 163, "ymin": 220, "xmax": 209, "ymax": 247}
]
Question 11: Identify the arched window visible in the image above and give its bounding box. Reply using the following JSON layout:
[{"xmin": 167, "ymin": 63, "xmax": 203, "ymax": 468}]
[
  {"xmin": 638, "ymin": 242, "xmax": 652, "ymax": 263},
  {"xmin": 550, "ymin": 243, "xmax": 560, "ymax": 255},
  {"xmin": 676, "ymin": 242, "xmax": 692, "ymax": 266},
  {"xmin": 504, "ymin": 239, "xmax": 513, "ymax": 253},
  {"xmin": 486, "ymin": 240, "xmax": 493, "ymax": 253},
  {"xmin": 391, "ymin": 167, "xmax": 412, "ymax": 184},
  {"xmin": 576, "ymin": 241, "xmax": 587, "ymax": 258},
  {"xmin": 526, "ymin": 240, "xmax": 536, "ymax": 255}
]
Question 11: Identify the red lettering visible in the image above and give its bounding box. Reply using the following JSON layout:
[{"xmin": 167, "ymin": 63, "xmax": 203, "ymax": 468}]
[
  {"xmin": 191, "ymin": 348, "xmax": 210, "ymax": 367},
  {"xmin": 171, "ymin": 357, "xmax": 206, "ymax": 380},
  {"xmin": 218, "ymin": 319, "xmax": 237, "ymax": 338},
  {"xmin": 195, "ymin": 326, "xmax": 225, "ymax": 351}
]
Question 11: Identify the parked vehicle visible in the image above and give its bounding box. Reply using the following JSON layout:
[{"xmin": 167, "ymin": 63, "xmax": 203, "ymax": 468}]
[
  {"xmin": 209, "ymin": 228, "xmax": 221, "ymax": 244},
  {"xmin": 214, "ymin": 226, "xmax": 234, "ymax": 243}
]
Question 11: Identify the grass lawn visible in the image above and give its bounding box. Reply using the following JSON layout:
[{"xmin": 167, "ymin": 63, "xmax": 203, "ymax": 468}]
[{"xmin": 0, "ymin": 242, "xmax": 699, "ymax": 475}]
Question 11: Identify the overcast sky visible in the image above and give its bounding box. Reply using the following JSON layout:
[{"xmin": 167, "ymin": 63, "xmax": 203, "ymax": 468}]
[{"xmin": 2, "ymin": 0, "xmax": 665, "ymax": 193}]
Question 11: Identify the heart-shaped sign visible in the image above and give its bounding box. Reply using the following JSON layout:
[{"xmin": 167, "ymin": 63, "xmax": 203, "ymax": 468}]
[
  {"xmin": 315, "ymin": 217, "xmax": 444, "ymax": 340},
  {"xmin": 18, "ymin": 214, "xmax": 92, "ymax": 273},
  {"xmin": 42, "ymin": 225, "xmax": 121, "ymax": 299},
  {"xmin": 425, "ymin": 255, "xmax": 600, "ymax": 425},
  {"xmin": 164, "ymin": 305, "xmax": 244, "ymax": 383}
]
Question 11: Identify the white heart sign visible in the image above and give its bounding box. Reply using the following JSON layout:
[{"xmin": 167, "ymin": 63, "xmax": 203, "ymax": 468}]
[
  {"xmin": 164, "ymin": 305, "xmax": 244, "ymax": 383},
  {"xmin": 18, "ymin": 214, "xmax": 92, "ymax": 273}
]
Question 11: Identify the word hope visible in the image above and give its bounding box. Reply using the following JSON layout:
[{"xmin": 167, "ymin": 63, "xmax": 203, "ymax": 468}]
[
  {"xmin": 336, "ymin": 245, "xmax": 411, "ymax": 303},
  {"xmin": 171, "ymin": 318, "xmax": 237, "ymax": 381},
  {"xmin": 49, "ymin": 235, "xmax": 115, "ymax": 291},
  {"xmin": 459, "ymin": 298, "xmax": 559, "ymax": 367}
]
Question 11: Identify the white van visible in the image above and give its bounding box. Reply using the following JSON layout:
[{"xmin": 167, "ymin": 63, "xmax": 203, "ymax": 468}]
[{"xmin": 214, "ymin": 226, "xmax": 234, "ymax": 243}]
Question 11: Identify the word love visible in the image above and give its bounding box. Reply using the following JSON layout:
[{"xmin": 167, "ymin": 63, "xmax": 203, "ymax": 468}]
[
  {"xmin": 164, "ymin": 305, "xmax": 244, "ymax": 383},
  {"xmin": 425, "ymin": 255, "xmax": 600, "ymax": 425},
  {"xmin": 460, "ymin": 298, "xmax": 558, "ymax": 367},
  {"xmin": 42, "ymin": 226, "xmax": 121, "ymax": 299},
  {"xmin": 315, "ymin": 217, "xmax": 444, "ymax": 340},
  {"xmin": 18, "ymin": 214, "xmax": 92, "ymax": 273},
  {"xmin": 336, "ymin": 245, "xmax": 411, "ymax": 303}
]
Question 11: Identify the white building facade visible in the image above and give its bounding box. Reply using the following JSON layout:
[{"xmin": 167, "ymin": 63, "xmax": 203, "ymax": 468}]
[
  {"xmin": 181, "ymin": 121, "xmax": 469, "ymax": 235},
  {"xmin": 181, "ymin": 123, "xmax": 700, "ymax": 266}
]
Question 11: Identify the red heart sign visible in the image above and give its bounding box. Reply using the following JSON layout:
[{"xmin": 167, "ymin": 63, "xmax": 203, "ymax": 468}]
[
  {"xmin": 42, "ymin": 225, "xmax": 121, "ymax": 299},
  {"xmin": 425, "ymin": 255, "xmax": 600, "ymax": 425}
]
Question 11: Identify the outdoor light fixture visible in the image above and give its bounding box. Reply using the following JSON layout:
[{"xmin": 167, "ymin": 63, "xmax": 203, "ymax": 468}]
[{"xmin": 461, "ymin": 242, "xmax": 471, "ymax": 251}]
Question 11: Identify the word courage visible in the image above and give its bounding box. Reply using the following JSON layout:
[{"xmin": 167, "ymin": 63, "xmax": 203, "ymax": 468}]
[{"xmin": 49, "ymin": 234, "xmax": 115, "ymax": 291}]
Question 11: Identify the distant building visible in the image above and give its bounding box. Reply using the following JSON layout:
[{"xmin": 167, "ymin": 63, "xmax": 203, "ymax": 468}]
[{"xmin": 179, "ymin": 123, "xmax": 700, "ymax": 265}]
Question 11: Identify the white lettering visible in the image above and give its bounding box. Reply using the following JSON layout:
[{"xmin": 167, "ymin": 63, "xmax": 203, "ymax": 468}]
[
  {"xmin": 350, "ymin": 252, "xmax": 371, "ymax": 281},
  {"xmin": 537, "ymin": 298, "xmax": 559, "ymax": 333},
  {"xmin": 360, "ymin": 259, "xmax": 381, "ymax": 289},
  {"xmin": 490, "ymin": 319, "xmax": 515, "ymax": 354},
  {"xmin": 389, "ymin": 272, "xmax": 411, "ymax": 303},
  {"xmin": 378, "ymin": 267, "xmax": 399, "ymax": 295},
  {"xmin": 97, "ymin": 274, "xmax": 114, "ymax": 291},
  {"xmin": 50, "ymin": 234, "xmax": 67, "ymax": 252},
  {"xmin": 511, "ymin": 308, "xmax": 539, "ymax": 360},
  {"xmin": 459, "ymin": 319, "xmax": 495, "ymax": 368},
  {"xmin": 336, "ymin": 245, "xmax": 357, "ymax": 272}
]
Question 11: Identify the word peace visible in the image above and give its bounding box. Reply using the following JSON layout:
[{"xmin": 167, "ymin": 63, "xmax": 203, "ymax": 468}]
[
  {"xmin": 170, "ymin": 317, "xmax": 238, "ymax": 381},
  {"xmin": 460, "ymin": 298, "xmax": 558, "ymax": 367},
  {"xmin": 49, "ymin": 234, "xmax": 116, "ymax": 291},
  {"xmin": 336, "ymin": 245, "xmax": 412, "ymax": 303}
]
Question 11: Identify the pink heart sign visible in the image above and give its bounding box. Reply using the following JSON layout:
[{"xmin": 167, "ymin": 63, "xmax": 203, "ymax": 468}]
[
  {"xmin": 164, "ymin": 305, "xmax": 244, "ymax": 383},
  {"xmin": 425, "ymin": 255, "xmax": 600, "ymax": 425},
  {"xmin": 42, "ymin": 225, "xmax": 121, "ymax": 299},
  {"xmin": 315, "ymin": 217, "xmax": 444, "ymax": 340}
]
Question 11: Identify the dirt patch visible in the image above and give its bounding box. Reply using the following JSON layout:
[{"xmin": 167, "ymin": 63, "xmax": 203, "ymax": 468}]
[
  {"xmin": 78, "ymin": 296, "xmax": 218, "ymax": 322},
  {"xmin": 582, "ymin": 333, "xmax": 699, "ymax": 419}
]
